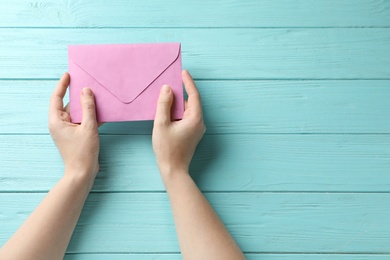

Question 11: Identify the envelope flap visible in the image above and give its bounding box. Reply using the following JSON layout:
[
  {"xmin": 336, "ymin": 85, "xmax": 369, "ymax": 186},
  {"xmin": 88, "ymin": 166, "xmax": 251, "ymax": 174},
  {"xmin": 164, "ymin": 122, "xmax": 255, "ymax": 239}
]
[{"xmin": 68, "ymin": 43, "xmax": 181, "ymax": 103}]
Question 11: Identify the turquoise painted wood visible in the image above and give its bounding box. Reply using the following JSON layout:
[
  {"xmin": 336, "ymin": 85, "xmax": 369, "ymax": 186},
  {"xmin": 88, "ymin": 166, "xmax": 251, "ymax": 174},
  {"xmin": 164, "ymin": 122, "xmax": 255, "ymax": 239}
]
[
  {"xmin": 1, "ymin": 193, "xmax": 390, "ymax": 253},
  {"xmin": 0, "ymin": 80, "xmax": 389, "ymax": 134},
  {"xmin": 0, "ymin": 135, "xmax": 389, "ymax": 192},
  {"xmin": 63, "ymin": 254, "xmax": 390, "ymax": 260},
  {"xmin": 1, "ymin": 0, "xmax": 389, "ymax": 27},
  {"xmin": 0, "ymin": 0, "xmax": 389, "ymax": 258},
  {"xmin": 0, "ymin": 29, "xmax": 389, "ymax": 79}
]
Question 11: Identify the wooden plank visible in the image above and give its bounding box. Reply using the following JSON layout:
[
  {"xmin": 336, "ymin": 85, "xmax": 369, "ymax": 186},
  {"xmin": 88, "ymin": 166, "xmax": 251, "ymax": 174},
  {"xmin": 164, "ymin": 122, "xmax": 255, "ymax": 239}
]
[
  {"xmin": 0, "ymin": 80, "xmax": 389, "ymax": 134},
  {"xmin": 0, "ymin": 193, "xmax": 389, "ymax": 253},
  {"xmin": 63, "ymin": 253, "xmax": 390, "ymax": 259},
  {"xmin": 0, "ymin": 29, "xmax": 389, "ymax": 79},
  {"xmin": 0, "ymin": 0, "xmax": 389, "ymax": 28},
  {"xmin": 0, "ymin": 134, "xmax": 389, "ymax": 192},
  {"xmin": 65, "ymin": 255, "xmax": 182, "ymax": 260}
]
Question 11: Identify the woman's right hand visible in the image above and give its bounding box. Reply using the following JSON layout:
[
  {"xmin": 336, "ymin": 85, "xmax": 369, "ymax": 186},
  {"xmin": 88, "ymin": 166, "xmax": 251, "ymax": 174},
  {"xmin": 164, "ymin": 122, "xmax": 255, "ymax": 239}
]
[{"xmin": 152, "ymin": 70, "xmax": 206, "ymax": 180}]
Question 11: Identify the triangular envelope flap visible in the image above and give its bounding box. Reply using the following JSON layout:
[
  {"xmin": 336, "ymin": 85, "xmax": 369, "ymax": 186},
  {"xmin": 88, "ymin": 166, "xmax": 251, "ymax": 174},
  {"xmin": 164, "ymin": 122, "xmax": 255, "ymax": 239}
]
[{"xmin": 69, "ymin": 43, "xmax": 181, "ymax": 103}]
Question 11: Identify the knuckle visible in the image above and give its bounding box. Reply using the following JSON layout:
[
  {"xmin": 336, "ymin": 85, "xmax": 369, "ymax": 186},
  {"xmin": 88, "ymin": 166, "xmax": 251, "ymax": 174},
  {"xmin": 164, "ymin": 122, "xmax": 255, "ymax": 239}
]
[
  {"xmin": 193, "ymin": 92, "xmax": 201, "ymax": 99},
  {"xmin": 158, "ymin": 98, "xmax": 170, "ymax": 106},
  {"xmin": 48, "ymin": 123, "xmax": 54, "ymax": 133},
  {"xmin": 196, "ymin": 119, "xmax": 206, "ymax": 134},
  {"xmin": 201, "ymin": 123, "xmax": 207, "ymax": 133},
  {"xmin": 154, "ymin": 119, "xmax": 168, "ymax": 128},
  {"xmin": 193, "ymin": 114, "xmax": 203, "ymax": 125},
  {"xmin": 49, "ymin": 95, "xmax": 56, "ymax": 103},
  {"xmin": 48, "ymin": 120, "xmax": 58, "ymax": 134},
  {"xmin": 95, "ymin": 163, "xmax": 100, "ymax": 174},
  {"xmin": 82, "ymin": 122, "xmax": 96, "ymax": 131},
  {"xmin": 60, "ymin": 111, "xmax": 70, "ymax": 121},
  {"xmin": 83, "ymin": 100, "xmax": 95, "ymax": 110}
]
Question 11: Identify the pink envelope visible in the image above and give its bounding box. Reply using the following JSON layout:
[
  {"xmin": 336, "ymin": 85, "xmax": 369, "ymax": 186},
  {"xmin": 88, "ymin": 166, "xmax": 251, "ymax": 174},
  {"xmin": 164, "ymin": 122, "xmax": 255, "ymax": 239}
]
[{"xmin": 68, "ymin": 42, "xmax": 183, "ymax": 123}]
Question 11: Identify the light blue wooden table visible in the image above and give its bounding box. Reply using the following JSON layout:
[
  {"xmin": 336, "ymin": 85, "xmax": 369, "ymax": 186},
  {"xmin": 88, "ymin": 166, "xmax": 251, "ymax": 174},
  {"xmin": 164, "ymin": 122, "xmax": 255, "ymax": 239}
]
[{"xmin": 0, "ymin": 1, "xmax": 389, "ymax": 259}]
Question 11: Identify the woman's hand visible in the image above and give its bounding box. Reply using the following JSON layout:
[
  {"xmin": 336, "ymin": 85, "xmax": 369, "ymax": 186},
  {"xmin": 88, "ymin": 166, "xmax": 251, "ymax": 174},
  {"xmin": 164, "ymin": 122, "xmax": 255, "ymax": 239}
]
[
  {"xmin": 152, "ymin": 70, "xmax": 206, "ymax": 180},
  {"xmin": 152, "ymin": 70, "xmax": 245, "ymax": 259},
  {"xmin": 48, "ymin": 72, "xmax": 100, "ymax": 185},
  {"xmin": 0, "ymin": 73, "xmax": 101, "ymax": 260}
]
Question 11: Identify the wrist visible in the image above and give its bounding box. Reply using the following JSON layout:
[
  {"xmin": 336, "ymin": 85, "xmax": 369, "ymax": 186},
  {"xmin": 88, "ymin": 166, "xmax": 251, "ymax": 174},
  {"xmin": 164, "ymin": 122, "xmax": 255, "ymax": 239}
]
[
  {"xmin": 64, "ymin": 167, "xmax": 96, "ymax": 191},
  {"xmin": 159, "ymin": 167, "xmax": 190, "ymax": 186},
  {"xmin": 161, "ymin": 170, "xmax": 197, "ymax": 196}
]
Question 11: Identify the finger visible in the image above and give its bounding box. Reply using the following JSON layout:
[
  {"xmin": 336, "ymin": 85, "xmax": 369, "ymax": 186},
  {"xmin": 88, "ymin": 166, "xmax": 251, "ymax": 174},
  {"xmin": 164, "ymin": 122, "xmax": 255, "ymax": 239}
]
[
  {"xmin": 184, "ymin": 100, "xmax": 188, "ymax": 110},
  {"xmin": 80, "ymin": 87, "xmax": 98, "ymax": 129},
  {"xmin": 64, "ymin": 103, "xmax": 70, "ymax": 114},
  {"xmin": 59, "ymin": 110, "xmax": 71, "ymax": 122},
  {"xmin": 155, "ymin": 85, "xmax": 173, "ymax": 125},
  {"xmin": 49, "ymin": 73, "xmax": 70, "ymax": 117},
  {"xmin": 182, "ymin": 70, "xmax": 202, "ymax": 114}
]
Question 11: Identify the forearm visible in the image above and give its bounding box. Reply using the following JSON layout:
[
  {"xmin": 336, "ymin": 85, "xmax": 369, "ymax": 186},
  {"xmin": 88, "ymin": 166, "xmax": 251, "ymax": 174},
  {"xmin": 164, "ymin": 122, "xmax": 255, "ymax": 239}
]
[
  {"xmin": 0, "ymin": 170, "xmax": 94, "ymax": 260},
  {"xmin": 162, "ymin": 171, "xmax": 245, "ymax": 260}
]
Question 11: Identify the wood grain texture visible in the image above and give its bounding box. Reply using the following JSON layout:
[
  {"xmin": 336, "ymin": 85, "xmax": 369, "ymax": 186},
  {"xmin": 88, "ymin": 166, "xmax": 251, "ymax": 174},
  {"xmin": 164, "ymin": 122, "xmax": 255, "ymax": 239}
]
[
  {"xmin": 0, "ymin": 134, "xmax": 389, "ymax": 193},
  {"xmin": 0, "ymin": 80, "xmax": 389, "ymax": 134},
  {"xmin": 0, "ymin": 1, "xmax": 389, "ymax": 258},
  {"xmin": 63, "ymin": 253, "xmax": 390, "ymax": 260},
  {"xmin": 0, "ymin": 193, "xmax": 389, "ymax": 253},
  {"xmin": 0, "ymin": 29, "xmax": 389, "ymax": 79},
  {"xmin": 0, "ymin": 0, "xmax": 389, "ymax": 27}
]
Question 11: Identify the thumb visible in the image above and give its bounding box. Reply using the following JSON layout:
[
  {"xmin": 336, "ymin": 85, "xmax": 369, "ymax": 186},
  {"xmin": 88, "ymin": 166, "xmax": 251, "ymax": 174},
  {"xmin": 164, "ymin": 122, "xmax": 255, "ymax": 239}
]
[
  {"xmin": 80, "ymin": 87, "xmax": 97, "ymax": 128},
  {"xmin": 155, "ymin": 85, "xmax": 173, "ymax": 125}
]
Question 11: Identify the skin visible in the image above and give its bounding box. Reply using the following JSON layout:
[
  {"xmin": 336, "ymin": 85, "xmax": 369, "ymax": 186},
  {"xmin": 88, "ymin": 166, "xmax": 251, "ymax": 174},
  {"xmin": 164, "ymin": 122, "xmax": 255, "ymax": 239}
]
[
  {"xmin": 153, "ymin": 70, "xmax": 245, "ymax": 260},
  {"xmin": 0, "ymin": 73, "xmax": 99, "ymax": 260},
  {"xmin": 0, "ymin": 70, "xmax": 244, "ymax": 260}
]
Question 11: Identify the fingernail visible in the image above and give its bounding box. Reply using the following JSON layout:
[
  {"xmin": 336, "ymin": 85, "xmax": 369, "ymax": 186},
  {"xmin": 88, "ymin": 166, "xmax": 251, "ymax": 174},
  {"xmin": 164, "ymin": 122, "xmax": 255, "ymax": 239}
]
[
  {"xmin": 82, "ymin": 88, "xmax": 93, "ymax": 96},
  {"xmin": 162, "ymin": 85, "xmax": 170, "ymax": 93}
]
